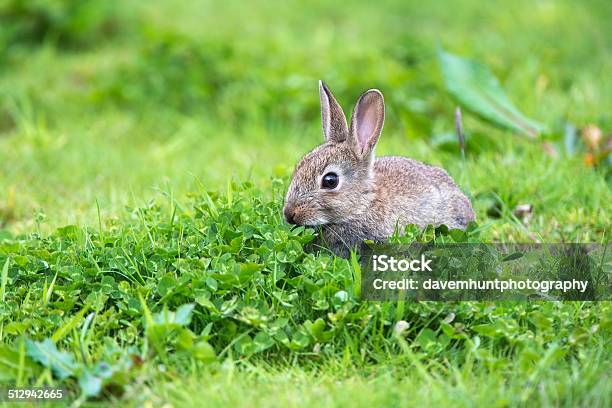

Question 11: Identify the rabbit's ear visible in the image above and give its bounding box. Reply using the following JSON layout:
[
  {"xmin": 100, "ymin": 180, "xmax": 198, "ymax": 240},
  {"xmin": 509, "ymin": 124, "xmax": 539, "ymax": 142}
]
[
  {"xmin": 349, "ymin": 89, "xmax": 385, "ymax": 157},
  {"xmin": 319, "ymin": 80, "xmax": 349, "ymax": 143}
]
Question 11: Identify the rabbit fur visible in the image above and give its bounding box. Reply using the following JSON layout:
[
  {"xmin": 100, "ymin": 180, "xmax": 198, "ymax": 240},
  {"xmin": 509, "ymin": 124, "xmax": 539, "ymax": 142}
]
[{"xmin": 283, "ymin": 81, "xmax": 475, "ymax": 256}]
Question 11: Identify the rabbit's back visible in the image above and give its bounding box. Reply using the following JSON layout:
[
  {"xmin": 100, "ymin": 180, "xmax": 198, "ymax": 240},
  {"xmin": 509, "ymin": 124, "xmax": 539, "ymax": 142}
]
[{"xmin": 371, "ymin": 156, "xmax": 474, "ymax": 231}]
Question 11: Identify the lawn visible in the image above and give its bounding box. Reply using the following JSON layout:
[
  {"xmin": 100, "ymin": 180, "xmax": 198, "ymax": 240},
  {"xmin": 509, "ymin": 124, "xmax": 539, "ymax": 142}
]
[{"xmin": 0, "ymin": 0, "xmax": 610, "ymax": 406}]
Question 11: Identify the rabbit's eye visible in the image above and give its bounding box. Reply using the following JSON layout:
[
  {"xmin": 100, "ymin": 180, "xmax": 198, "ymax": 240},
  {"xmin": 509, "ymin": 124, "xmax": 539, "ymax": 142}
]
[{"xmin": 321, "ymin": 172, "xmax": 339, "ymax": 189}]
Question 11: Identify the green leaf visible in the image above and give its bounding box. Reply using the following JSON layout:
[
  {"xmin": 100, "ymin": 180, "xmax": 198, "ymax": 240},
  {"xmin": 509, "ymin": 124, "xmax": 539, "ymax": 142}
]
[
  {"xmin": 416, "ymin": 328, "xmax": 438, "ymax": 349},
  {"xmin": 174, "ymin": 303, "xmax": 195, "ymax": 326},
  {"xmin": 289, "ymin": 330, "xmax": 310, "ymax": 350},
  {"xmin": 78, "ymin": 360, "xmax": 122, "ymax": 397},
  {"xmin": 471, "ymin": 323, "xmax": 501, "ymax": 338},
  {"xmin": 253, "ymin": 331, "xmax": 275, "ymax": 352},
  {"xmin": 157, "ymin": 274, "xmax": 177, "ymax": 297},
  {"xmin": 79, "ymin": 370, "xmax": 103, "ymax": 397},
  {"xmin": 0, "ymin": 343, "xmax": 41, "ymax": 381},
  {"xmin": 305, "ymin": 318, "xmax": 327, "ymax": 342},
  {"xmin": 438, "ymin": 49, "xmax": 545, "ymax": 138},
  {"xmin": 192, "ymin": 340, "xmax": 216, "ymax": 363},
  {"xmin": 234, "ymin": 335, "xmax": 255, "ymax": 355},
  {"xmin": 238, "ymin": 262, "xmax": 263, "ymax": 283},
  {"xmin": 152, "ymin": 303, "xmax": 195, "ymax": 326},
  {"xmin": 26, "ymin": 338, "xmax": 77, "ymax": 380}
]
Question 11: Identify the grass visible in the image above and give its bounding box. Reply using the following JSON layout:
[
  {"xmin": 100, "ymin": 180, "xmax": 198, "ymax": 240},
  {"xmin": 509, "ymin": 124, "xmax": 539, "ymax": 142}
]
[
  {"xmin": 143, "ymin": 352, "xmax": 611, "ymax": 408},
  {"xmin": 0, "ymin": 0, "xmax": 610, "ymax": 406},
  {"xmin": 1, "ymin": 0, "xmax": 610, "ymax": 235},
  {"xmin": 0, "ymin": 184, "xmax": 610, "ymax": 406}
]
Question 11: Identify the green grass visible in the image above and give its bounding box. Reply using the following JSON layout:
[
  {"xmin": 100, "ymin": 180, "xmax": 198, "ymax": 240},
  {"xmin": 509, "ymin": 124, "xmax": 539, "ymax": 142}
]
[
  {"xmin": 1, "ymin": 0, "xmax": 610, "ymax": 235},
  {"xmin": 142, "ymin": 352, "xmax": 611, "ymax": 408},
  {"xmin": 0, "ymin": 0, "xmax": 610, "ymax": 406},
  {"xmin": 0, "ymin": 184, "xmax": 610, "ymax": 406}
]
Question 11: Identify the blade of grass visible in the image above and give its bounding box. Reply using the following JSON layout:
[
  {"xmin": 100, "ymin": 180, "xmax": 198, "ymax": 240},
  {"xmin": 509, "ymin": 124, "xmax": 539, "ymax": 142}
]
[{"xmin": 1, "ymin": 257, "xmax": 9, "ymax": 302}]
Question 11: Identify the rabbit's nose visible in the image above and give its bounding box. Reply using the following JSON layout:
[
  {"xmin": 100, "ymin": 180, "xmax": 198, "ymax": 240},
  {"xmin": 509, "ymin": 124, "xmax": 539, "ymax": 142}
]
[{"xmin": 284, "ymin": 205, "xmax": 296, "ymax": 225}]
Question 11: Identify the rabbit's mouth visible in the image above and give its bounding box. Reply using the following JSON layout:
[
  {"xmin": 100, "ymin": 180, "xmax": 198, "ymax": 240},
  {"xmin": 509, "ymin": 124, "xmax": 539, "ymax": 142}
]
[{"xmin": 284, "ymin": 201, "xmax": 330, "ymax": 227}]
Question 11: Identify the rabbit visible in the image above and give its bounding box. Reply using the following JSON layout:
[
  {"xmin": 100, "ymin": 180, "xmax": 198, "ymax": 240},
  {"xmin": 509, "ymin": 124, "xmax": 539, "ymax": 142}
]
[{"xmin": 283, "ymin": 81, "xmax": 475, "ymax": 256}]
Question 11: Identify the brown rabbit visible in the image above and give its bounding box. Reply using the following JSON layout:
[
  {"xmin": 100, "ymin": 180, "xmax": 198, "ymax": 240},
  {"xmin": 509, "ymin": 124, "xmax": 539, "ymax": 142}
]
[{"xmin": 284, "ymin": 81, "xmax": 475, "ymax": 256}]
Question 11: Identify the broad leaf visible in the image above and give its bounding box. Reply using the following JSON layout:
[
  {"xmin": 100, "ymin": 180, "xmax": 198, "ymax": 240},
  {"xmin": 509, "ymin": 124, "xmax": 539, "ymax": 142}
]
[
  {"xmin": 79, "ymin": 370, "xmax": 103, "ymax": 397},
  {"xmin": 26, "ymin": 338, "xmax": 77, "ymax": 380},
  {"xmin": 78, "ymin": 361, "xmax": 116, "ymax": 397},
  {"xmin": 153, "ymin": 303, "xmax": 195, "ymax": 326},
  {"xmin": 192, "ymin": 340, "xmax": 216, "ymax": 363},
  {"xmin": 438, "ymin": 50, "xmax": 545, "ymax": 138}
]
